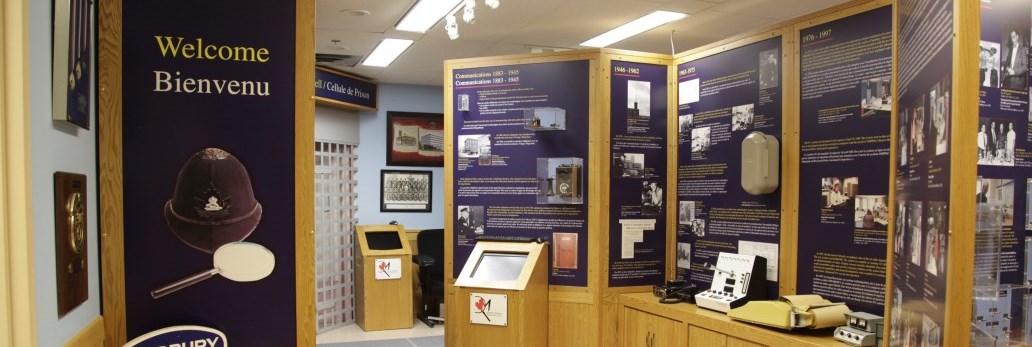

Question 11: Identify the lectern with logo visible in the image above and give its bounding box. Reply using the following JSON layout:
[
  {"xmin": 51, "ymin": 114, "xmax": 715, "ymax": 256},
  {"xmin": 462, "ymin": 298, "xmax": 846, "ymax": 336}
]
[
  {"xmin": 355, "ymin": 224, "xmax": 413, "ymax": 331},
  {"xmin": 454, "ymin": 239, "xmax": 548, "ymax": 347}
]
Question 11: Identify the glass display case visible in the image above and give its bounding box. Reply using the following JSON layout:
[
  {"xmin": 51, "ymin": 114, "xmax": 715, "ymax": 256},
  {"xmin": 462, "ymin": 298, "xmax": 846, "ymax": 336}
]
[
  {"xmin": 537, "ymin": 157, "xmax": 583, "ymax": 204},
  {"xmin": 523, "ymin": 107, "xmax": 567, "ymax": 131},
  {"xmin": 971, "ymin": 204, "xmax": 1032, "ymax": 347}
]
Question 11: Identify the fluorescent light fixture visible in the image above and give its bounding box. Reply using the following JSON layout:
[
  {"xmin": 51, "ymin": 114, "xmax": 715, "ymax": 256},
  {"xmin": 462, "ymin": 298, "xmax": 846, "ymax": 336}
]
[
  {"xmin": 396, "ymin": 0, "xmax": 464, "ymax": 33},
  {"xmin": 362, "ymin": 38, "xmax": 414, "ymax": 67},
  {"xmin": 580, "ymin": 11, "xmax": 687, "ymax": 48}
]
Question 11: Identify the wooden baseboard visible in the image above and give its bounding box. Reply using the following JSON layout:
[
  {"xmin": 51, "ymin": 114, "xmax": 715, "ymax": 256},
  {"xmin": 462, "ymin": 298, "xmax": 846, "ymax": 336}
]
[{"xmin": 63, "ymin": 316, "xmax": 104, "ymax": 347}]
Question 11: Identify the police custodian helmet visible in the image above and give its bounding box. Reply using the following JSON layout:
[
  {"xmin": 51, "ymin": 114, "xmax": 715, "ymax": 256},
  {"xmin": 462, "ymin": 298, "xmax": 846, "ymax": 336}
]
[{"xmin": 164, "ymin": 148, "xmax": 263, "ymax": 253}]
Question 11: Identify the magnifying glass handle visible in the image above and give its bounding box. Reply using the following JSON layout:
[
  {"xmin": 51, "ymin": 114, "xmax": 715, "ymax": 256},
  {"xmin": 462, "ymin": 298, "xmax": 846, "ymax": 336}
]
[{"xmin": 151, "ymin": 268, "xmax": 220, "ymax": 299}]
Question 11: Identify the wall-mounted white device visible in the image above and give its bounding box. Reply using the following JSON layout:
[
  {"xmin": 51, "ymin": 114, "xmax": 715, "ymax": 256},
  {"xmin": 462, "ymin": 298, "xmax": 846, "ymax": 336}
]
[
  {"xmin": 694, "ymin": 252, "xmax": 767, "ymax": 313},
  {"xmin": 741, "ymin": 131, "xmax": 779, "ymax": 195}
]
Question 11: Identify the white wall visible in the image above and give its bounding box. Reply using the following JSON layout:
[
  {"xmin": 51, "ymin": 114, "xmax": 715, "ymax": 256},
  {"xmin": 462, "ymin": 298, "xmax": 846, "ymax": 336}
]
[
  {"xmin": 315, "ymin": 105, "xmax": 359, "ymax": 144},
  {"xmin": 356, "ymin": 84, "xmax": 444, "ymax": 229},
  {"xmin": 30, "ymin": 0, "xmax": 101, "ymax": 345}
]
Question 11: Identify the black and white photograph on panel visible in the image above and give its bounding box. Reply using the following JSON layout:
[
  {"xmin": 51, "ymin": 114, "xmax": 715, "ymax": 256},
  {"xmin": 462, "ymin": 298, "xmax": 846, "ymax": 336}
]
[
  {"xmin": 691, "ymin": 219, "xmax": 705, "ymax": 238},
  {"xmin": 1027, "ymin": 179, "xmax": 1032, "ymax": 230},
  {"xmin": 612, "ymin": 152, "xmax": 645, "ymax": 178},
  {"xmin": 457, "ymin": 134, "xmax": 491, "ymax": 158},
  {"xmin": 899, "ymin": 107, "xmax": 909, "ymax": 166},
  {"xmin": 679, "ymin": 78, "xmax": 700, "ymax": 105},
  {"xmin": 676, "ymin": 242, "xmax": 691, "ymax": 270},
  {"xmin": 910, "ymin": 105, "xmax": 925, "ymax": 154},
  {"xmin": 980, "ymin": 40, "xmax": 1002, "ymax": 88},
  {"xmin": 758, "ymin": 48, "xmax": 779, "ymax": 90},
  {"xmin": 930, "ymin": 79, "xmax": 950, "ymax": 156},
  {"xmin": 860, "ymin": 77, "xmax": 892, "ymax": 116},
  {"xmin": 895, "ymin": 200, "xmax": 906, "ymax": 256},
  {"xmin": 922, "ymin": 314, "xmax": 942, "ymax": 347},
  {"xmin": 679, "ymin": 114, "xmax": 693, "ymax": 138},
  {"xmin": 822, "ymin": 177, "xmax": 858, "ymax": 208},
  {"xmin": 457, "ymin": 205, "xmax": 485, "ymax": 236},
  {"xmin": 731, "ymin": 103, "xmax": 755, "ymax": 131},
  {"xmin": 691, "ymin": 127, "xmax": 711, "ymax": 152},
  {"xmin": 924, "ymin": 202, "xmax": 947, "ymax": 276},
  {"xmin": 977, "ymin": 118, "xmax": 1016, "ymax": 166},
  {"xmin": 678, "ymin": 200, "xmax": 695, "ymax": 225},
  {"xmin": 627, "ymin": 80, "xmax": 651, "ymax": 118},
  {"xmin": 1001, "ymin": 24, "xmax": 1028, "ymax": 90},
  {"xmin": 908, "ymin": 201, "xmax": 923, "ymax": 266},
  {"xmin": 976, "ymin": 178, "xmax": 1015, "ymax": 226},
  {"xmin": 641, "ymin": 180, "xmax": 664, "ymax": 215},
  {"xmin": 854, "ymin": 195, "xmax": 888, "ymax": 230}
]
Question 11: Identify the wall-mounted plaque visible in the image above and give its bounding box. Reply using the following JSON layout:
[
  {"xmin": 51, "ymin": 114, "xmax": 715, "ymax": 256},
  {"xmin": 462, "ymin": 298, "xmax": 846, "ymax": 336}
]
[{"xmin": 54, "ymin": 171, "xmax": 88, "ymax": 317}]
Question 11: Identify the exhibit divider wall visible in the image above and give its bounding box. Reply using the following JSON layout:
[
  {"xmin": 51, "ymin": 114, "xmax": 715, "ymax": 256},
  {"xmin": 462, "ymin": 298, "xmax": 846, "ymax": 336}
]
[
  {"xmin": 444, "ymin": 50, "xmax": 605, "ymax": 347},
  {"xmin": 598, "ymin": 50, "xmax": 675, "ymax": 344},
  {"xmin": 98, "ymin": 0, "xmax": 315, "ymax": 345},
  {"xmin": 885, "ymin": 0, "xmax": 979, "ymax": 345},
  {"xmin": 672, "ymin": 27, "xmax": 794, "ymax": 301},
  {"xmin": 793, "ymin": 0, "xmax": 894, "ymax": 317}
]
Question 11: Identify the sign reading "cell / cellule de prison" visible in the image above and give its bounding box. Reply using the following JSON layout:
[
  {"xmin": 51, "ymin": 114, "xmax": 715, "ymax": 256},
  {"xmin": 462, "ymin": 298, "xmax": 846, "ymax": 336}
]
[{"xmin": 314, "ymin": 66, "xmax": 378, "ymax": 110}]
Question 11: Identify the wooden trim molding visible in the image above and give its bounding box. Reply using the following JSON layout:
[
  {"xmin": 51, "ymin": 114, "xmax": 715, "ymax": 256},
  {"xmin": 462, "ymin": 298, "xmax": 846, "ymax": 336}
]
[
  {"xmin": 1, "ymin": 0, "xmax": 39, "ymax": 345},
  {"xmin": 295, "ymin": 0, "xmax": 316, "ymax": 343},
  {"xmin": 62, "ymin": 316, "xmax": 105, "ymax": 347},
  {"xmin": 98, "ymin": 0, "xmax": 126, "ymax": 344}
]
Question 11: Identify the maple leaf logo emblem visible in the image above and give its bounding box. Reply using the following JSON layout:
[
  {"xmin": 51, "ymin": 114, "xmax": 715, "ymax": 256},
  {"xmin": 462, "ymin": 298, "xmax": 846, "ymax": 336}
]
[
  {"xmin": 474, "ymin": 296, "xmax": 491, "ymax": 321},
  {"xmin": 378, "ymin": 261, "xmax": 391, "ymax": 277}
]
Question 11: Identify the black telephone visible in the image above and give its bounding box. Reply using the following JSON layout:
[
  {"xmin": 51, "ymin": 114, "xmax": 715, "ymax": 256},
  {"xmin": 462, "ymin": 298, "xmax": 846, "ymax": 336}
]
[{"xmin": 653, "ymin": 279, "xmax": 697, "ymax": 304}]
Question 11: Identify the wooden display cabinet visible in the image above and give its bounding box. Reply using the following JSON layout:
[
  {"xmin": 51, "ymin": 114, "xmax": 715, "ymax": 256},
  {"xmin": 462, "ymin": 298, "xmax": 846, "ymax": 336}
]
[
  {"xmin": 617, "ymin": 293, "xmax": 848, "ymax": 347},
  {"xmin": 354, "ymin": 224, "xmax": 414, "ymax": 331},
  {"xmin": 453, "ymin": 240, "xmax": 549, "ymax": 347}
]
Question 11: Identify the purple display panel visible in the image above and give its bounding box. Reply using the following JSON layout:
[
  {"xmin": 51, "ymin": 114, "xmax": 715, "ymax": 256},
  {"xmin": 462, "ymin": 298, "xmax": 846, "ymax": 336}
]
[
  {"xmin": 121, "ymin": 1, "xmax": 297, "ymax": 346},
  {"xmin": 608, "ymin": 61, "xmax": 668, "ymax": 287},
  {"xmin": 889, "ymin": 0, "xmax": 952, "ymax": 345},
  {"xmin": 675, "ymin": 37, "xmax": 783, "ymax": 298},
  {"xmin": 796, "ymin": 6, "xmax": 892, "ymax": 315},
  {"xmin": 976, "ymin": 0, "xmax": 1032, "ymax": 338},
  {"xmin": 452, "ymin": 60, "xmax": 590, "ymax": 286}
]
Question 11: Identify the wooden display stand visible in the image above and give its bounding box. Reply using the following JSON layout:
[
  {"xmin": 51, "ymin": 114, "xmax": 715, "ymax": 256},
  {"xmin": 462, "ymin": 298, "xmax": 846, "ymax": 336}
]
[
  {"xmin": 355, "ymin": 224, "xmax": 414, "ymax": 331},
  {"xmin": 453, "ymin": 240, "xmax": 549, "ymax": 347}
]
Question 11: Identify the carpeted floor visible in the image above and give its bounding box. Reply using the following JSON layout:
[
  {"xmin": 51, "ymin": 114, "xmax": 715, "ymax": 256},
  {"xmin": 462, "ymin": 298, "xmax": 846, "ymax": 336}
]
[{"xmin": 317, "ymin": 336, "xmax": 444, "ymax": 347}]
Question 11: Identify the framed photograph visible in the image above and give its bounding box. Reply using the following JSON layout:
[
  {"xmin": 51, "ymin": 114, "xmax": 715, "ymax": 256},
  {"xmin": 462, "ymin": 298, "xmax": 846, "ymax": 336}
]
[
  {"xmin": 52, "ymin": 0, "xmax": 93, "ymax": 129},
  {"xmin": 380, "ymin": 170, "xmax": 433, "ymax": 212},
  {"xmin": 386, "ymin": 111, "xmax": 444, "ymax": 167}
]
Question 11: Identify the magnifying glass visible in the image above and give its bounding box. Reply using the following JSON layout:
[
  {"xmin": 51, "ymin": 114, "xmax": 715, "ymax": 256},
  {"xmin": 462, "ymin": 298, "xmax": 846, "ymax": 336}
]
[{"xmin": 151, "ymin": 242, "xmax": 275, "ymax": 299}]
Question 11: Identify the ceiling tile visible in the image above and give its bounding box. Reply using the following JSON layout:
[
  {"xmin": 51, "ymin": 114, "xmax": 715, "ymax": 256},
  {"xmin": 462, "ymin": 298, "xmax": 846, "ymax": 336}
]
[{"xmin": 317, "ymin": 0, "xmax": 417, "ymax": 33}]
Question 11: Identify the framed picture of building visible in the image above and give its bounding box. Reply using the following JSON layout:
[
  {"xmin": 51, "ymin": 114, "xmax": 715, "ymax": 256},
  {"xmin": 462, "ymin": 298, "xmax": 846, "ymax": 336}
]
[
  {"xmin": 386, "ymin": 111, "xmax": 444, "ymax": 167},
  {"xmin": 380, "ymin": 170, "xmax": 433, "ymax": 212}
]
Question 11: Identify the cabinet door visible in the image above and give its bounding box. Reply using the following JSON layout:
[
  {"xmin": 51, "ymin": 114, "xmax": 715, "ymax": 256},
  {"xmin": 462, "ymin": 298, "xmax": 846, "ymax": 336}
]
[
  {"xmin": 621, "ymin": 307, "xmax": 685, "ymax": 347},
  {"xmin": 646, "ymin": 312, "xmax": 683, "ymax": 347},
  {"xmin": 727, "ymin": 337, "xmax": 765, "ymax": 347},
  {"xmin": 689, "ymin": 325, "xmax": 727, "ymax": 347},
  {"xmin": 621, "ymin": 307, "xmax": 651, "ymax": 347}
]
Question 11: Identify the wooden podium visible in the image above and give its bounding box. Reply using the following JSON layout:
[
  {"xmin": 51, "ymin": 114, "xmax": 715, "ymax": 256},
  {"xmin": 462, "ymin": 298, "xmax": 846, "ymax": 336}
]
[
  {"xmin": 453, "ymin": 240, "xmax": 548, "ymax": 347},
  {"xmin": 355, "ymin": 224, "xmax": 413, "ymax": 331}
]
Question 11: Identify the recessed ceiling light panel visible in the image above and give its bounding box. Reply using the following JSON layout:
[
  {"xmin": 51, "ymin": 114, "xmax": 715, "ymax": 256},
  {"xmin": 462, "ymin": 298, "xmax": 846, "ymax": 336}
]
[
  {"xmin": 362, "ymin": 38, "xmax": 414, "ymax": 67},
  {"xmin": 396, "ymin": 0, "xmax": 464, "ymax": 33},
  {"xmin": 580, "ymin": 11, "xmax": 687, "ymax": 48}
]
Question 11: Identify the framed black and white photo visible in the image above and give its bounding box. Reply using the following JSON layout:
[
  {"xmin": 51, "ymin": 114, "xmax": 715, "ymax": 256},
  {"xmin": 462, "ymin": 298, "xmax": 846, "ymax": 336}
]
[{"xmin": 380, "ymin": 170, "xmax": 432, "ymax": 212}]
